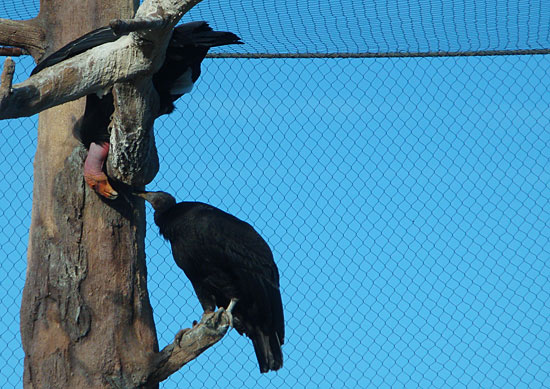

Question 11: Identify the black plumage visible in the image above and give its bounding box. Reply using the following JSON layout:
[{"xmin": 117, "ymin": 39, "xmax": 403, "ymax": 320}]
[
  {"xmin": 31, "ymin": 26, "xmax": 119, "ymax": 76},
  {"xmin": 136, "ymin": 191, "xmax": 285, "ymax": 373},
  {"xmin": 32, "ymin": 21, "xmax": 242, "ymax": 129},
  {"xmin": 30, "ymin": 21, "xmax": 242, "ymax": 198},
  {"xmin": 153, "ymin": 21, "xmax": 242, "ymax": 115}
]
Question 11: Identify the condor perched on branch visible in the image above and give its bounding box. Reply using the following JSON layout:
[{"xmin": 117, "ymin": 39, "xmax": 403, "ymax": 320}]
[
  {"xmin": 31, "ymin": 22, "xmax": 242, "ymax": 199},
  {"xmin": 134, "ymin": 190, "xmax": 285, "ymax": 373}
]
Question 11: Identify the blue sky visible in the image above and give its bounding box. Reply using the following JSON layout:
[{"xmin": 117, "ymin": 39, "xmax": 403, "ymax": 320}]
[{"xmin": 1, "ymin": 1, "xmax": 550, "ymax": 388}]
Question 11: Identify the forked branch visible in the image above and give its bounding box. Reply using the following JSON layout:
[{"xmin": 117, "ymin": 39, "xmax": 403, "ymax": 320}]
[
  {"xmin": 0, "ymin": 0, "xmax": 203, "ymax": 120},
  {"xmin": 0, "ymin": 36, "xmax": 145, "ymax": 120}
]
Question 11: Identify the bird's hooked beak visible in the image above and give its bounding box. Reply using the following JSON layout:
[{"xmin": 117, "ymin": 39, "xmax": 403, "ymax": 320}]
[
  {"xmin": 132, "ymin": 190, "xmax": 152, "ymax": 203},
  {"xmin": 130, "ymin": 190, "xmax": 176, "ymax": 212}
]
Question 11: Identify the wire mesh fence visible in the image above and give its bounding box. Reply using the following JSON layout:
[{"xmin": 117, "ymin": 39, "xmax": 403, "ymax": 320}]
[
  {"xmin": 148, "ymin": 54, "xmax": 550, "ymax": 388},
  {"xmin": 1, "ymin": 0, "xmax": 550, "ymax": 388}
]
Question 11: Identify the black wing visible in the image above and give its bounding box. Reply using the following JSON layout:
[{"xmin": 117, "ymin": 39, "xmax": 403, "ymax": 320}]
[
  {"xmin": 31, "ymin": 26, "xmax": 119, "ymax": 75},
  {"xmin": 153, "ymin": 21, "xmax": 243, "ymax": 114},
  {"xmin": 194, "ymin": 204, "xmax": 285, "ymax": 372},
  {"xmin": 197, "ymin": 204, "xmax": 284, "ymax": 336},
  {"xmin": 158, "ymin": 202, "xmax": 285, "ymax": 372},
  {"xmin": 196, "ymin": 204, "xmax": 279, "ymax": 285}
]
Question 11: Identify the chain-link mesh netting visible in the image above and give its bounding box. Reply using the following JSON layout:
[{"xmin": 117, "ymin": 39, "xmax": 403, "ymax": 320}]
[
  {"xmin": 185, "ymin": 0, "xmax": 550, "ymax": 54},
  {"xmin": 2, "ymin": 0, "xmax": 550, "ymax": 53},
  {"xmin": 2, "ymin": 1, "xmax": 550, "ymax": 388}
]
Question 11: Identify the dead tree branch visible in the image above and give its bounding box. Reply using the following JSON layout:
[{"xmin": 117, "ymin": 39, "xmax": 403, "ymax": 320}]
[
  {"xmin": 0, "ymin": 35, "xmax": 146, "ymax": 120},
  {"xmin": 143, "ymin": 309, "xmax": 231, "ymax": 385},
  {"xmin": 0, "ymin": 18, "xmax": 45, "ymax": 59}
]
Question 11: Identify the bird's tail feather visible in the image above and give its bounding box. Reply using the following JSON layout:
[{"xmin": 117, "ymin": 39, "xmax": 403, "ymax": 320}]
[
  {"xmin": 251, "ymin": 330, "xmax": 283, "ymax": 373},
  {"xmin": 172, "ymin": 21, "xmax": 243, "ymax": 48}
]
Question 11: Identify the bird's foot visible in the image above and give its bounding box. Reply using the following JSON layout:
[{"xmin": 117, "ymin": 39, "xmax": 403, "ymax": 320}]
[
  {"xmin": 84, "ymin": 171, "xmax": 118, "ymax": 199},
  {"xmin": 199, "ymin": 308, "xmax": 233, "ymax": 329},
  {"xmin": 83, "ymin": 142, "xmax": 118, "ymax": 199},
  {"xmin": 173, "ymin": 318, "xmax": 206, "ymax": 346},
  {"xmin": 200, "ymin": 310, "xmax": 217, "ymax": 323},
  {"xmin": 225, "ymin": 298, "xmax": 239, "ymax": 328},
  {"xmin": 174, "ymin": 328, "xmax": 191, "ymax": 346},
  {"xmin": 200, "ymin": 300, "xmax": 239, "ymax": 328}
]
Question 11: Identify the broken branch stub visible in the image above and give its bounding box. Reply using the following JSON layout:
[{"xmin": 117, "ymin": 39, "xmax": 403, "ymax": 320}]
[
  {"xmin": 0, "ymin": 18, "xmax": 45, "ymax": 59},
  {"xmin": 109, "ymin": 16, "xmax": 167, "ymax": 35},
  {"xmin": 0, "ymin": 47, "xmax": 24, "ymax": 56},
  {"xmin": 0, "ymin": 57, "xmax": 15, "ymax": 95}
]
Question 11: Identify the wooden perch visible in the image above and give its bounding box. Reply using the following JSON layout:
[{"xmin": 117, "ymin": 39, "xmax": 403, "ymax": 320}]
[
  {"xmin": 12, "ymin": 0, "xmax": 234, "ymax": 387},
  {"xmin": 143, "ymin": 309, "xmax": 231, "ymax": 385},
  {"xmin": 0, "ymin": 18, "xmax": 45, "ymax": 59},
  {"xmin": 0, "ymin": 0, "xmax": 248, "ymax": 386},
  {"xmin": 0, "ymin": 35, "xmax": 147, "ymax": 120},
  {"xmin": 0, "ymin": 0, "xmax": 203, "ymax": 120}
]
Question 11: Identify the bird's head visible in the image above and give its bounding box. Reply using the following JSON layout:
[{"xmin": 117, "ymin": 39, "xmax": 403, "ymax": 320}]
[{"xmin": 133, "ymin": 190, "xmax": 177, "ymax": 213}]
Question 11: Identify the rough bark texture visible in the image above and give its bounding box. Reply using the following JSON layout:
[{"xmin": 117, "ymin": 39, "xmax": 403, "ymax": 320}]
[
  {"xmin": 1, "ymin": 0, "xmax": 228, "ymax": 386},
  {"xmin": 107, "ymin": 81, "xmax": 160, "ymax": 186},
  {"xmin": 0, "ymin": 18, "xmax": 44, "ymax": 59},
  {"xmin": 18, "ymin": 1, "xmax": 163, "ymax": 388},
  {"xmin": 0, "ymin": 35, "xmax": 147, "ymax": 120}
]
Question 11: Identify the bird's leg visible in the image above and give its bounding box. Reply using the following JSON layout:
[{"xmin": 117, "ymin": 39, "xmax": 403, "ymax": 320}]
[
  {"xmin": 83, "ymin": 141, "xmax": 118, "ymax": 199},
  {"xmin": 227, "ymin": 298, "xmax": 238, "ymax": 313},
  {"xmin": 224, "ymin": 298, "xmax": 239, "ymax": 328}
]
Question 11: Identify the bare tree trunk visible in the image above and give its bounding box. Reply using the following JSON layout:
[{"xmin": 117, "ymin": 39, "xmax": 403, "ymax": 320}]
[
  {"xmin": 18, "ymin": 1, "xmax": 162, "ymax": 387},
  {"xmin": 0, "ymin": 0, "xmax": 230, "ymax": 386}
]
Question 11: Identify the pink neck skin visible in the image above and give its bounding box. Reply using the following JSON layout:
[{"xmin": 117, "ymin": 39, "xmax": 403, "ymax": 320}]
[{"xmin": 83, "ymin": 141, "xmax": 110, "ymax": 176}]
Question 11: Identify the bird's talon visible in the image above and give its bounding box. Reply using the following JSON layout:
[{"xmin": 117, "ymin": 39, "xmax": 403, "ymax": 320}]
[
  {"xmin": 84, "ymin": 172, "xmax": 118, "ymax": 199},
  {"xmin": 224, "ymin": 309, "xmax": 234, "ymax": 328},
  {"xmin": 224, "ymin": 298, "xmax": 238, "ymax": 328},
  {"xmin": 174, "ymin": 328, "xmax": 190, "ymax": 346}
]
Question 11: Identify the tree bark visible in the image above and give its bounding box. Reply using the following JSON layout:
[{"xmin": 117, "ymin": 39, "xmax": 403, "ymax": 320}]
[
  {"xmin": 0, "ymin": 0, "xmax": 229, "ymax": 386},
  {"xmin": 19, "ymin": 1, "xmax": 161, "ymax": 388},
  {"xmin": 0, "ymin": 18, "xmax": 44, "ymax": 59}
]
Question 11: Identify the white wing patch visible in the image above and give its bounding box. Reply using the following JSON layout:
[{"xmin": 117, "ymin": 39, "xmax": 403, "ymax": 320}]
[{"xmin": 170, "ymin": 68, "xmax": 194, "ymax": 95}]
